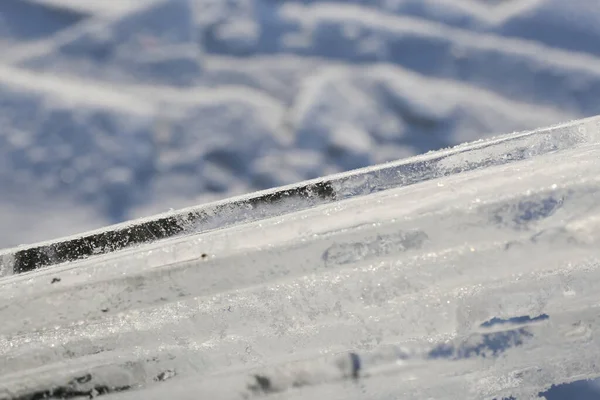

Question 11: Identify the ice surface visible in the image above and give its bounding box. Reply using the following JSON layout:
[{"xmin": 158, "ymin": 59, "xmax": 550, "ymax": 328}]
[
  {"xmin": 2, "ymin": 118, "xmax": 600, "ymax": 399},
  {"xmin": 2, "ymin": 116, "xmax": 597, "ymax": 275},
  {"xmin": 3, "ymin": 1, "xmax": 600, "ymax": 398}
]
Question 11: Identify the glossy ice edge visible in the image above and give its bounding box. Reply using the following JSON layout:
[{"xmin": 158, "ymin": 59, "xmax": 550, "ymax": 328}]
[{"xmin": 1, "ymin": 115, "xmax": 599, "ymax": 275}]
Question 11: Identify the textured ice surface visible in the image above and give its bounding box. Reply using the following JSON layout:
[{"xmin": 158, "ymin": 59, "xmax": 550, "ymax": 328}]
[
  {"xmin": 2, "ymin": 118, "xmax": 600, "ymax": 399},
  {"xmin": 2, "ymin": 0, "xmax": 600, "ymax": 247},
  {"xmin": 2, "ymin": 115, "xmax": 597, "ymax": 275},
  {"xmin": 3, "ymin": 1, "xmax": 600, "ymax": 397}
]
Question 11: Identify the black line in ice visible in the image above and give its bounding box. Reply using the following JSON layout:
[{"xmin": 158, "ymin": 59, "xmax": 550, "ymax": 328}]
[
  {"xmin": 9, "ymin": 181, "xmax": 336, "ymax": 274},
  {"xmin": 480, "ymin": 314, "xmax": 550, "ymax": 328},
  {"xmin": 7, "ymin": 374, "xmax": 131, "ymax": 400},
  {"xmin": 428, "ymin": 328, "xmax": 533, "ymax": 360},
  {"xmin": 349, "ymin": 352, "xmax": 361, "ymax": 379}
]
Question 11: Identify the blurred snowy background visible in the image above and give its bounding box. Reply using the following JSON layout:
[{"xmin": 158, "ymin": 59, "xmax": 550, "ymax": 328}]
[{"xmin": 1, "ymin": 0, "xmax": 599, "ymax": 249}]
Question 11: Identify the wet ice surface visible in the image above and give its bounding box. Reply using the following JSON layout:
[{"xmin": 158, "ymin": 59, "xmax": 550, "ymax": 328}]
[{"xmin": 2, "ymin": 118, "xmax": 600, "ymax": 399}]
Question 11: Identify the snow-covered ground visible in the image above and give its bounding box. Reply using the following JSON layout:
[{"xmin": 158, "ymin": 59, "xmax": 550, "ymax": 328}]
[
  {"xmin": 3, "ymin": 1, "xmax": 600, "ymax": 398},
  {"xmin": 2, "ymin": 116, "xmax": 600, "ymax": 399},
  {"xmin": 1, "ymin": 0, "xmax": 600, "ymax": 248}
]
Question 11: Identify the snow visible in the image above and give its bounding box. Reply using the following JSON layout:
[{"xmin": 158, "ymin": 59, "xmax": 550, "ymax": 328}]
[
  {"xmin": 2, "ymin": 1, "xmax": 600, "ymax": 397},
  {"xmin": 2, "ymin": 0, "xmax": 600, "ymax": 248},
  {"xmin": 2, "ymin": 117, "xmax": 600, "ymax": 399}
]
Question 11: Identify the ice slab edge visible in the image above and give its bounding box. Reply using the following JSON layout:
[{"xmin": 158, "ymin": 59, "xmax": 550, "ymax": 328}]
[{"xmin": 1, "ymin": 115, "xmax": 599, "ymax": 276}]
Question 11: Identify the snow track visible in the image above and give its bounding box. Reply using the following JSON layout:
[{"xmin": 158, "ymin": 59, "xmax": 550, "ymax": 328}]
[{"xmin": 2, "ymin": 117, "xmax": 600, "ymax": 399}]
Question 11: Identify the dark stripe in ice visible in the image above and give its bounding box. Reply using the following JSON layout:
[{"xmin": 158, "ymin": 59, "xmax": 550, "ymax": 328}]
[
  {"xmin": 480, "ymin": 314, "xmax": 549, "ymax": 328},
  {"xmin": 6, "ymin": 374, "xmax": 131, "ymax": 400},
  {"xmin": 349, "ymin": 352, "xmax": 361, "ymax": 379},
  {"xmin": 10, "ymin": 180, "xmax": 336, "ymax": 274},
  {"xmin": 428, "ymin": 328, "xmax": 533, "ymax": 360}
]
